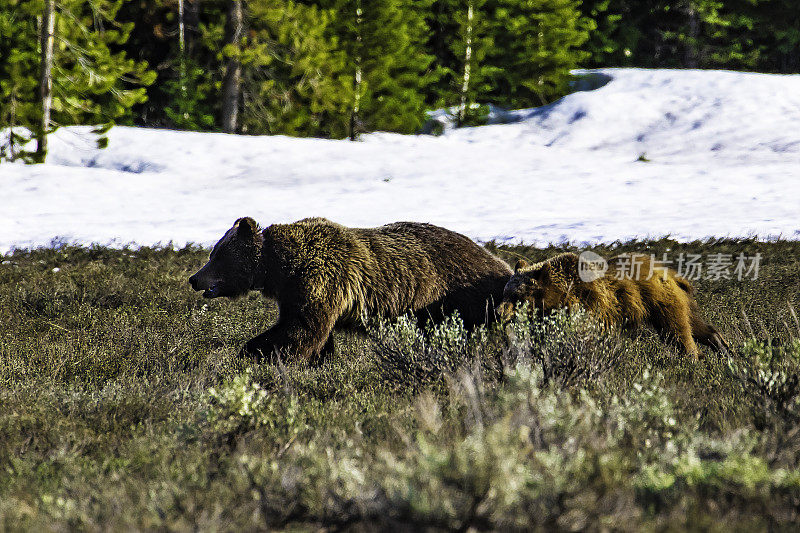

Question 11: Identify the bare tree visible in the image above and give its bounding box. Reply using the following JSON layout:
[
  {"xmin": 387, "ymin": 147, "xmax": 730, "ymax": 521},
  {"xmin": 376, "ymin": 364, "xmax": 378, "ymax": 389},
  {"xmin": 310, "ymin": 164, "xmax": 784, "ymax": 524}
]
[
  {"xmin": 684, "ymin": 2, "xmax": 699, "ymax": 68},
  {"xmin": 178, "ymin": 0, "xmax": 186, "ymax": 103},
  {"xmin": 221, "ymin": 0, "xmax": 243, "ymax": 133},
  {"xmin": 36, "ymin": 0, "xmax": 56, "ymax": 162},
  {"xmin": 457, "ymin": 0, "xmax": 474, "ymax": 127},
  {"xmin": 185, "ymin": 0, "xmax": 201, "ymax": 55},
  {"xmin": 349, "ymin": 0, "xmax": 363, "ymax": 141}
]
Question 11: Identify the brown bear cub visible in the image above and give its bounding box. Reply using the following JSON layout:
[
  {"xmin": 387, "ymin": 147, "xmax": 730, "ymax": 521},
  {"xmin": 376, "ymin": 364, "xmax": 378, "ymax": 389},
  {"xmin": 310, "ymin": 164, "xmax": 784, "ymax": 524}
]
[
  {"xmin": 496, "ymin": 252, "xmax": 728, "ymax": 357},
  {"xmin": 189, "ymin": 217, "xmax": 513, "ymax": 363}
]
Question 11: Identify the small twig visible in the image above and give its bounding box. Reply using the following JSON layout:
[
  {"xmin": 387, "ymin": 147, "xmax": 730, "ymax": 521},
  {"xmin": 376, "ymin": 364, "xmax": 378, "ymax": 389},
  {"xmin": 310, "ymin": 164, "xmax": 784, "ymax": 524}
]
[
  {"xmin": 274, "ymin": 349, "xmax": 293, "ymax": 396},
  {"xmin": 46, "ymin": 321, "xmax": 70, "ymax": 333},
  {"xmin": 741, "ymin": 309, "xmax": 755, "ymax": 338},
  {"xmin": 788, "ymin": 303, "xmax": 800, "ymax": 338},
  {"xmin": 277, "ymin": 434, "xmax": 297, "ymax": 459}
]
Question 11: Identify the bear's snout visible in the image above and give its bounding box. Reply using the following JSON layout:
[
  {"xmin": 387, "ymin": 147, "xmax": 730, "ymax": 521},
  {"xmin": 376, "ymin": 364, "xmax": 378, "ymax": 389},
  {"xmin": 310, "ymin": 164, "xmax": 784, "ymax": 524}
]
[
  {"xmin": 189, "ymin": 270, "xmax": 223, "ymax": 298},
  {"xmin": 189, "ymin": 272, "xmax": 210, "ymax": 292}
]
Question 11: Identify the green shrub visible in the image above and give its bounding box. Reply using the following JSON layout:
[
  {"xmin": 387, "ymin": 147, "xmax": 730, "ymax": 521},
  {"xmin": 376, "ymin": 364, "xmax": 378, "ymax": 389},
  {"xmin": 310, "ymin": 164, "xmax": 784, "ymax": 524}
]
[
  {"xmin": 727, "ymin": 338, "xmax": 800, "ymax": 428},
  {"xmin": 369, "ymin": 313, "xmax": 498, "ymax": 389},
  {"xmin": 204, "ymin": 369, "xmax": 306, "ymax": 443},
  {"xmin": 370, "ymin": 308, "xmax": 625, "ymax": 392},
  {"xmin": 503, "ymin": 306, "xmax": 627, "ymax": 388}
]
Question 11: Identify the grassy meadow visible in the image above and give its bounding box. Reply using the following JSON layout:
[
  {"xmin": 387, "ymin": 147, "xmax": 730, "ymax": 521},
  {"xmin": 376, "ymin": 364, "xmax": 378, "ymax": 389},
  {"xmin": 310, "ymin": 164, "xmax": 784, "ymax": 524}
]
[{"xmin": 1, "ymin": 238, "xmax": 800, "ymax": 531}]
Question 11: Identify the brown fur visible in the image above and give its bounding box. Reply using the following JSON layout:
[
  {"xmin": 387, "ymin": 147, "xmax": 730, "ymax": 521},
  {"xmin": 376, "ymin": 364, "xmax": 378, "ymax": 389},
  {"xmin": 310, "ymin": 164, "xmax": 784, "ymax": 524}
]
[
  {"xmin": 189, "ymin": 217, "xmax": 513, "ymax": 363},
  {"xmin": 496, "ymin": 252, "xmax": 729, "ymax": 357}
]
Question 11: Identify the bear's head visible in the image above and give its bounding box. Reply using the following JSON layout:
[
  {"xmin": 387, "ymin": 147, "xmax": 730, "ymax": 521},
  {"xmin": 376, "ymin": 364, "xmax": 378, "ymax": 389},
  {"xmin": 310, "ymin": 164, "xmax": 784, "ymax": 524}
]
[
  {"xmin": 496, "ymin": 255, "xmax": 578, "ymax": 322},
  {"xmin": 189, "ymin": 217, "xmax": 263, "ymax": 299}
]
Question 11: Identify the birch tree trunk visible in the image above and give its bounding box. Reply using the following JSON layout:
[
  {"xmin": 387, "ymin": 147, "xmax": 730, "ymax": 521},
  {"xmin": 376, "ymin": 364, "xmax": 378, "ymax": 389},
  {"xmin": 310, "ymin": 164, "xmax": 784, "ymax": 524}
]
[
  {"xmin": 221, "ymin": 0, "xmax": 243, "ymax": 133},
  {"xmin": 685, "ymin": 2, "xmax": 699, "ymax": 68},
  {"xmin": 7, "ymin": 95, "xmax": 17, "ymax": 161},
  {"xmin": 349, "ymin": 0, "xmax": 363, "ymax": 141},
  {"xmin": 36, "ymin": 0, "xmax": 56, "ymax": 162},
  {"xmin": 186, "ymin": 0, "xmax": 200, "ymax": 55},
  {"xmin": 457, "ymin": 1, "xmax": 474, "ymax": 127},
  {"xmin": 178, "ymin": 0, "xmax": 186, "ymax": 102}
]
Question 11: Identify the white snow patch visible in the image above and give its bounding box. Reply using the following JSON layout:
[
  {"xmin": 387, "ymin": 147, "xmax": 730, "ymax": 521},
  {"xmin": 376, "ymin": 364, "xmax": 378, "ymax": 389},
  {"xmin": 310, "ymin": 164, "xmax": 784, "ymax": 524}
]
[{"xmin": 2, "ymin": 68, "xmax": 799, "ymax": 253}]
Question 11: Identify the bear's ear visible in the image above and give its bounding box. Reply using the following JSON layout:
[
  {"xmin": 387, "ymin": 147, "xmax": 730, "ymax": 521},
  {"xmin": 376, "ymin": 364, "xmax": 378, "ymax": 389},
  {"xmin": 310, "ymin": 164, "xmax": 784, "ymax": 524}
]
[
  {"xmin": 514, "ymin": 259, "xmax": 529, "ymax": 272},
  {"xmin": 235, "ymin": 217, "xmax": 258, "ymax": 237}
]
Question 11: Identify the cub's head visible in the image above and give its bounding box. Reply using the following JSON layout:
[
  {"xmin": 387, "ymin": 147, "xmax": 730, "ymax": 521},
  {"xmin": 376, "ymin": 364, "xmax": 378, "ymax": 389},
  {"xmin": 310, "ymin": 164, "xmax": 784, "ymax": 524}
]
[
  {"xmin": 496, "ymin": 254, "xmax": 579, "ymax": 322},
  {"xmin": 189, "ymin": 217, "xmax": 263, "ymax": 299}
]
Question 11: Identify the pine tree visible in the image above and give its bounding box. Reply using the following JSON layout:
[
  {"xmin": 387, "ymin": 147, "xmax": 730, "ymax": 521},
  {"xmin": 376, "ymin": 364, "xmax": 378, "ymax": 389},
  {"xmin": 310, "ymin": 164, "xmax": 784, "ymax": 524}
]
[
  {"xmin": 588, "ymin": 0, "xmax": 763, "ymax": 70},
  {"xmin": 579, "ymin": 0, "xmax": 629, "ymax": 68},
  {"xmin": 360, "ymin": 0, "xmax": 436, "ymax": 134},
  {"xmin": 426, "ymin": 0, "xmax": 495, "ymax": 126},
  {"xmin": 1, "ymin": 0, "xmax": 154, "ymax": 162},
  {"xmin": 0, "ymin": 0, "xmax": 40, "ymax": 161},
  {"xmin": 238, "ymin": 0, "xmax": 351, "ymax": 138},
  {"xmin": 485, "ymin": 0, "xmax": 590, "ymax": 108},
  {"xmin": 737, "ymin": 0, "xmax": 800, "ymax": 72},
  {"xmin": 644, "ymin": 0, "xmax": 765, "ymax": 70},
  {"xmin": 426, "ymin": 0, "xmax": 459, "ymax": 105},
  {"xmin": 698, "ymin": 0, "xmax": 761, "ymax": 69},
  {"xmin": 50, "ymin": 0, "xmax": 155, "ymax": 125},
  {"xmin": 311, "ymin": 0, "xmax": 437, "ymax": 137},
  {"xmin": 116, "ymin": 0, "xmax": 218, "ymax": 130},
  {"xmin": 116, "ymin": 0, "xmax": 353, "ymax": 136}
]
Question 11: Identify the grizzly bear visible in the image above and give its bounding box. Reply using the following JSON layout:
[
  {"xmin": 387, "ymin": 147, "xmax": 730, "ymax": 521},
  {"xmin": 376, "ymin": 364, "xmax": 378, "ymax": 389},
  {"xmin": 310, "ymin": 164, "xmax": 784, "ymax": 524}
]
[
  {"xmin": 189, "ymin": 217, "xmax": 513, "ymax": 363},
  {"xmin": 496, "ymin": 252, "xmax": 728, "ymax": 357}
]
